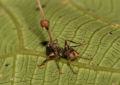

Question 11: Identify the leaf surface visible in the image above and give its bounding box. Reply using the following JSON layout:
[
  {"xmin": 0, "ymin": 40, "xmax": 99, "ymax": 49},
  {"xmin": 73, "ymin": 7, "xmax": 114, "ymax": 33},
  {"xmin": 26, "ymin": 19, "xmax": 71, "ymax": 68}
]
[{"xmin": 0, "ymin": 0, "xmax": 120, "ymax": 85}]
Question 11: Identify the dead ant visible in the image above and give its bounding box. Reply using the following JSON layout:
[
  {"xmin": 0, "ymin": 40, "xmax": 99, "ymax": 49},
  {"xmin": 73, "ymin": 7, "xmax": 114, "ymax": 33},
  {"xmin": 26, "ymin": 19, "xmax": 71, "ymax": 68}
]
[{"xmin": 36, "ymin": 0, "xmax": 92, "ymax": 74}]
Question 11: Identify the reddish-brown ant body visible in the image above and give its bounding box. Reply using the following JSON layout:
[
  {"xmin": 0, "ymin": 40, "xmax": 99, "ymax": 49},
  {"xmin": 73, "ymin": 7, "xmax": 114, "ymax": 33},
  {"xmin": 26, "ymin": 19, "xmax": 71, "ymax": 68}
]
[{"xmin": 37, "ymin": 0, "xmax": 92, "ymax": 74}]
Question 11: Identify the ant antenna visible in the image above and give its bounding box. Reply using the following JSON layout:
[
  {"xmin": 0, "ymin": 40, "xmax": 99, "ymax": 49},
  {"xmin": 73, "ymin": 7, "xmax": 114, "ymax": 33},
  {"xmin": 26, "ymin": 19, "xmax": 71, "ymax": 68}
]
[{"xmin": 37, "ymin": 0, "xmax": 53, "ymax": 42}]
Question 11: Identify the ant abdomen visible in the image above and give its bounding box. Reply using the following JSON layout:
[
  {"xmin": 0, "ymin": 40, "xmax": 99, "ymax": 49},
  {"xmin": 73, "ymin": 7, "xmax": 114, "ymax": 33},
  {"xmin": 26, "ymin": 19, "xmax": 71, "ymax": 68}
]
[{"xmin": 68, "ymin": 51, "xmax": 78, "ymax": 61}]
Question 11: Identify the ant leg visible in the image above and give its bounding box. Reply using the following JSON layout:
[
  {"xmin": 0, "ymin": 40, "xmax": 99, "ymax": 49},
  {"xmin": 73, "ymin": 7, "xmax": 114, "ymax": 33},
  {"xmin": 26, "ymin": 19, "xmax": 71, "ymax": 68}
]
[
  {"xmin": 65, "ymin": 39, "xmax": 92, "ymax": 60},
  {"xmin": 56, "ymin": 56, "xmax": 63, "ymax": 74},
  {"xmin": 37, "ymin": 52, "xmax": 54, "ymax": 67},
  {"xmin": 65, "ymin": 39, "xmax": 87, "ymax": 46},
  {"xmin": 65, "ymin": 41, "xmax": 77, "ymax": 74},
  {"xmin": 53, "ymin": 39, "xmax": 58, "ymax": 43},
  {"xmin": 37, "ymin": 59, "xmax": 48, "ymax": 67},
  {"xmin": 77, "ymin": 53, "xmax": 93, "ymax": 60},
  {"xmin": 67, "ymin": 57, "xmax": 77, "ymax": 74}
]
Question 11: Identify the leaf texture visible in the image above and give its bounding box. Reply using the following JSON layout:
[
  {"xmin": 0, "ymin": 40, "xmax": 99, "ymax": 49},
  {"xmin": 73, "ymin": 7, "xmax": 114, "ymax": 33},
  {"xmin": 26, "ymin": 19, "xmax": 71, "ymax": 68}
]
[{"xmin": 0, "ymin": 0, "xmax": 120, "ymax": 85}]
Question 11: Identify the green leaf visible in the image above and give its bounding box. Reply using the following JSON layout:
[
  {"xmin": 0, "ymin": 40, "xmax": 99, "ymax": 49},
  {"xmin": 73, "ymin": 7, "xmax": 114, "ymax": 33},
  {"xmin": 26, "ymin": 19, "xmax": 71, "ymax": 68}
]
[{"xmin": 0, "ymin": 0, "xmax": 120, "ymax": 85}]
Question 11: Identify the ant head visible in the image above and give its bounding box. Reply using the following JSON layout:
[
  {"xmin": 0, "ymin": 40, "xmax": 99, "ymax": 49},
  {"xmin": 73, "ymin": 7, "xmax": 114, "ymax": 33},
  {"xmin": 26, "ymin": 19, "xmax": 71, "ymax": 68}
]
[{"xmin": 40, "ymin": 20, "xmax": 49, "ymax": 30}]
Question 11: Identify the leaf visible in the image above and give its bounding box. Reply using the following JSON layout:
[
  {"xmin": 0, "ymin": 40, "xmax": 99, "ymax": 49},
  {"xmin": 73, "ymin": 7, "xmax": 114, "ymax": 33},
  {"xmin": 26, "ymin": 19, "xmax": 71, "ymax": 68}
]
[{"xmin": 0, "ymin": 0, "xmax": 120, "ymax": 85}]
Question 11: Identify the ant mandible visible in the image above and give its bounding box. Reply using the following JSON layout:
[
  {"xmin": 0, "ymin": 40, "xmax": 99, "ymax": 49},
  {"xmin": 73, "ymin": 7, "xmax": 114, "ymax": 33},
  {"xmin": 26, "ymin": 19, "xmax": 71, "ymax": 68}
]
[{"xmin": 36, "ymin": 0, "xmax": 92, "ymax": 74}]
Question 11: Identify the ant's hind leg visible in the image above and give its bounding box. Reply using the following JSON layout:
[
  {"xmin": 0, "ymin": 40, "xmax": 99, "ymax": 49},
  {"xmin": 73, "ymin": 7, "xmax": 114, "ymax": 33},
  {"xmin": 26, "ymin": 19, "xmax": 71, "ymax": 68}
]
[
  {"xmin": 77, "ymin": 53, "xmax": 93, "ymax": 60},
  {"xmin": 56, "ymin": 56, "xmax": 63, "ymax": 74},
  {"xmin": 70, "ymin": 46, "xmax": 93, "ymax": 60},
  {"xmin": 67, "ymin": 58, "xmax": 77, "ymax": 74},
  {"xmin": 65, "ymin": 39, "xmax": 87, "ymax": 46},
  {"xmin": 66, "ymin": 44, "xmax": 93, "ymax": 60}
]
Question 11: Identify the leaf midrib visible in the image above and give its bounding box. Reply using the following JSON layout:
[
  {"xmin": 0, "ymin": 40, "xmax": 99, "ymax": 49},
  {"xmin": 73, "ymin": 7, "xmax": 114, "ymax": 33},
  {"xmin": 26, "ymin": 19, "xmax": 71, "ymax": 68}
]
[{"xmin": 1, "ymin": 49, "xmax": 120, "ymax": 74}]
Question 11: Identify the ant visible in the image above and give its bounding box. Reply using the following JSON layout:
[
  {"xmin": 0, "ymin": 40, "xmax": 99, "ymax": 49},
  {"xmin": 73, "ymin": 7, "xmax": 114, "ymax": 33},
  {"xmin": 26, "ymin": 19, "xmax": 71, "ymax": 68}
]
[{"xmin": 36, "ymin": 0, "xmax": 92, "ymax": 74}]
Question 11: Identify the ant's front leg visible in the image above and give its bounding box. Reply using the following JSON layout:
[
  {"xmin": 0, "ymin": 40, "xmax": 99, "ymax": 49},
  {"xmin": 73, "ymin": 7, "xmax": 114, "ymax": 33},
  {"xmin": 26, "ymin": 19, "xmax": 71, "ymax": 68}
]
[
  {"xmin": 53, "ymin": 39, "xmax": 58, "ymax": 43},
  {"xmin": 37, "ymin": 59, "xmax": 48, "ymax": 67},
  {"xmin": 37, "ymin": 52, "xmax": 54, "ymax": 67}
]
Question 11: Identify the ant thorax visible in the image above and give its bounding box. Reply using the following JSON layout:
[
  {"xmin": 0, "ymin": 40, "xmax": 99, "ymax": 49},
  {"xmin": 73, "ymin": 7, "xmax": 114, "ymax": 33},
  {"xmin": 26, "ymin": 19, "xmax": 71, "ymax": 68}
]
[{"xmin": 46, "ymin": 42, "xmax": 63, "ymax": 58}]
